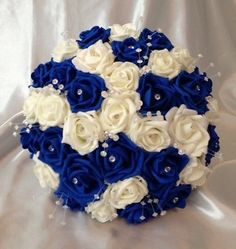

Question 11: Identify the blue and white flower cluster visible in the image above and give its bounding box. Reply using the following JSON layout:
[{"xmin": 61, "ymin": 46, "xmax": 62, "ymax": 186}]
[{"xmin": 20, "ymin": 23, "xmax": 220, "ymax": 224}]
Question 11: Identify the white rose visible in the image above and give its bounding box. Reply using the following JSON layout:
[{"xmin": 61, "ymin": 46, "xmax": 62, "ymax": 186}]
[
  {"xmin": 36, "ymin": 92, "xmax": 68, "ymax": 127},
  {"xmin": 23, "ymin": 91, "xmax": 41, "ymax": 123},
  {"xmin": 99, "ymin": 92, "xmax": 138, "ymax": 133},
  {"xmin": 128, "ymin": 115, "xmax": 171, "ymax": 152},
  {"xmin": 108, "ymin": 176, "xmax": 148, "ymax": 209},
  {"xmin": 109, "ymin": 23, "xmax": 139, "ymax": 41},
  {"xmin": 62, "ymin": 111, "xmax": 102, "ymax": 155},
  {"xmin": 33, "ymin": 157, "xmax": 59, "ymax": 190},
  {"xmin": 171, "ymin": 47, "xmax": 196, "ymax": 73},
  {"xmin": 72, "ymin": 40, "xmax": 114, "ymax": 74},
  {"xmin": 148, "ymin": 49, "xmax": 181, "ymax": 79},
  {"xmin": 85, "ymin": 190, "xmax": 117, "ymax": 223},
  {"xmin": 52, "ymin": 39, "xmax": 79, "ymax": 62},
  {"xmin": 166, "ymin": 105, "xmax": 210, "ymax": 157},
  {"xmin": 205, "ymin": 96, "xmax": 220, "ymax": 123},
  {"xmin": 103, "ymin": 62, "xmax": 139, "ymax": 92},
  {"xmin": 179, "ymin": 158, "xmax": 210, "ymax": 188}
]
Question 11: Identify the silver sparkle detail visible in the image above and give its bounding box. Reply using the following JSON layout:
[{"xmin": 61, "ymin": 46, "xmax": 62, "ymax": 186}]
[
  {"xmin": 113, "ymin": 134, "xmax": 119, "ymax": 141},
  {"xmin": 26, "ymin": 128, "xmax": 30, "ymax": 133},
  {"xmin": 59, "ymin": 84, "xmax": 64, "ymax": 90},
  {"xmin": 137, "ymin": 59, "xmax": 143, "ymax": 64},
  {"xmin": 196, "ymin": 85, "xmax": 200, "ymax": 91},
  {"xmin": 140, "ymin": 215, "xmax": 146, "ymax": 220},
  {"xmin": 13, "ymin": 132, "xmax": 17, "ymax": 137},
  {"xmin": 102, "ymin": 142, "xmax": 108, "ymax": 148},
  {"xmin": 152, "ymin": 212, "xmax": 158, "ymax": 217},
  {"xmin": 136, "ymin": 48, "xmax": 142, "ymax": 53},
  {"xmin": 143, "ymin": 55, "xmax": 148, "ymax": 60},
  {"xmin": 146, "ymin": 42, "xmax": 152, "ymax": 47},
  {"xmin": 147, "ymin": 35, "xmax": 152, "ymax": 40},
  {"xmin": 141, "ymin": 201, "xmax": 146, "ymax": 206}
]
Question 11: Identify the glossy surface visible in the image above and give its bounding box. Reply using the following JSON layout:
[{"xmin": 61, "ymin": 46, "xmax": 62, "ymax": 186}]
[{"xmin": 0, "ymin": 0, "xmax": 236, "ymax": 248}]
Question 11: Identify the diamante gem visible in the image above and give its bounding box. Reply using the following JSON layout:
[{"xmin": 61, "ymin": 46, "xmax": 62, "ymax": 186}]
[
  {"xmin": 100, "ymin": 150, "xmax": 107, "ymax": 157},
  {"xmin": 109, "ymin": 155, "xmax": 116, "ymax": 163},
  {"xmin": 164, "ymin": 166, "xmax": 171, "ymax": 173},
  {"xmin": 48, "ymin": 145, "xmax": 55, "ymax": 152},
  {"xmin": 173, "ymin": 197, "xmax": 179, "ymax": 203},
  {"xmin": 141, "ymin": 201, "xmax": 146, "ymax": 206},
  {"xmin": 136, "ymin": 48, "xmax": 142, "ymax": 53},
  {"xmin": 26, "ymin": 128, "xmax": 30, "ymax": 133},
  {"xmin": 196, "ymin": 85, "xmax": 200, "ymax": 91},
  {"xmin": 143, "ymin": 55, "xmax": 148, "ymax": 60},
  {"xmin": 153, "ymin": 198, "xmax": 159, "ymax": 203},
  {"xmin": 12, "ymin": 132, "xmax": 17, "ymax": 137},
  {"xmin": 204, "ymin": 76, "xmax": 208, "ymax": 81},
  {"xmin": 128, "ymin": 46, "xmax": 134, "ymax": 49},
  {"xmin": 55, "ymin": 200, "xmax": 62, "ymax": 206},
  {"xmin": 154, "ymin": 93, "xmax": 161, "ymax": 100},
  {"xmin": 94, "ymin": 194, "xmax": 100, "ymax": 199},
  {"xmin": 147, "ymin": 199, "xmax": 153, "ymax": 203},
  {"xmin": 102, "ymin": 142, "xmax": 108, "ymax": 148},
  {"xmin": 59, "ymin": 84, "xmax": 64, "ymax": 90},
  {"xmin": 77, "ymin": 89, "xmax": 83, "ymax": 95},
  {"xmin": 147, "ymin": 35, "xmax": 152, "ymax": 40},
  {"xmin": 137, "ymin": 59, "xmax": 143, "ymax": 64},
  {"xmin": 160, "ymin": 211, "xmax": 167, "ymax": 216},
  {"xmin": 152, "ymin": 212, "xmax": 158, "ymax": 217},
  {"xmin": 52, "ymin": 79, "xmax": 58, "ymax": 84},
  {"xmin": 146, "ymin": 42, "xmax": 152, "ymax": 47},
  {"xmin": 72, "ymin": 177, "xmax": 78, "ymax": 184},
  {"xmin": 113, "ymin": 134, "xmax": 119, "ymax": 141},
  {"xmin": 140, "ymin": 215, "xmax": 146, "ymax": 220}
]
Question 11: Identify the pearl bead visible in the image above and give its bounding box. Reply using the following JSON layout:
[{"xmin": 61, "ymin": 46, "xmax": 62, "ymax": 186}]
[
  {"xmin": 77, "ymin": 89, "xmax": 83, "ymax": 95},
  {"xmin": 72, "ymin": 177, "xmax": 78, "ymax": 184},
  {"xmin": 109, "ymin": 155, "xmax": 116, "ymax": 163},
  {"xmin": 48, "ymin": 145, "xmax": 55, "ymax": 152},
  {"xmin": 164, "ymin": 166, "xmax": 171, "ymax": 173},
  {"xmin": 52, "ymin": 79, "xmax": 58, "ymax": 85},
  {"xmin": 173, "ymin": 197, "xmax": 179, "ymax": 203},
  {"xmin": 100, "ymin": 151, "xmax": 107, "ymax": 157},
  {"xmin": 154, "ymin": 93, "xmax": 161, "ymax": 100}
]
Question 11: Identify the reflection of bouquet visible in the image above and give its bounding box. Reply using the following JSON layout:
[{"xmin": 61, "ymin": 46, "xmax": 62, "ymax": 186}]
[{"xmin": 19, "ymin": 24, "xmax": 220, "ymax": 224}]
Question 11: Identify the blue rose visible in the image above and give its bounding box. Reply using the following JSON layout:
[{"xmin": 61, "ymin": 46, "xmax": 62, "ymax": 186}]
[
  {"xmin": 89, "ymin": 133, "xmax": 145, "ymax": 183},
  {"xmin": 172, "ymin": 68, "xmax": 212, "ymax": 114},
  {"xmin": 20, "ymin": 124, "xmax": 42, "ymax": 156},
  {"xmin": 77, "ymin": 26, "xmax": 111, "ymax": 49},
  {"xmin": 111, "ymin": 37, "xmax": 149, "ymax": 66},
  {"xmin": 142, "ymin": 147, "xmax": 189, "ymax": 197},
  {"xmin": 118, "ymin": 197, "xmax": 157, "ymax": 224},
  {"xmin": 55, "ymin": 152, "xmax": 105, "ymax": 210},
  {"xmin": 139, "ymin": 28, "xmax": 174, "ymax": 51},
  {"xmin": 31, "ymin": 60, "xmax": 77, "ymax": 90},
  {"xmin": 205, "ymin": 125, "xmax": 220, "ymax": 165},
  {"xmin": 137, "ymin": 73, "xmax": 176, "ymax": 115},
  {"xmin": 159, "ymin": 184, "xmax": 192, "ymax": 209},
  {"xmin": 38, "ymin": 127, "xmax": 68, "ymax": 173},
  {"xmin": 66, "ymin": 70, "xmax": 107, "ymax": 113}
]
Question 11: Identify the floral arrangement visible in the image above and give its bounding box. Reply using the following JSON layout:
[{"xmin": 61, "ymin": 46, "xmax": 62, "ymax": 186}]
[{"xmin": 19, "ymin": 23, "xmax": 220, "ymax": 224}]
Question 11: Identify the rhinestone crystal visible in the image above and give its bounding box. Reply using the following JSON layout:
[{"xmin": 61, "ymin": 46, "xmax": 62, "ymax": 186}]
[
  {"xmin": 59, "ymin": 84, "xmax": 64, "ymax": 90},
  {"xmin": 48, "ymin": 145, "xmax": 55, "ymax": 152},
  {"xmin": 136, "ymin": 48, "xmax": 142, "ymax": 53},
  {"xmin": 140, "ymin": 215, "xmax": 146, "ymax": 220},
  {"xmin": 164, "ymin": 166, "xmax": 171, "ymax": 173},
  {"xmin": 152, "ymin": 212, "xmax": 158, "ymax": 217},
  {"xmin": 77, "ymin": 89, "xmax": 83, "ymax": 95},
  {"xmin": 137, "ymin": 59, "xmax": 143, "ymax": 64},
  {"xmin": 72, "ymin": 177, "xmax": 78, "ymax": 184},
  {"xmin": 146, "ymin": 42, "xmax": 152, "ymax": 47},
  {"xmin": 52, "ymin": 79, "xmax": 58, "ymax": 84},
  {"xmin": 173, "ymin": 197, "xmax": 179, "ymax": 203},
  {"xmin": 109, "ymin": 155, "xmax": 116, "ymax": 163},
  {"xmin": 100, "ymin": 151, "xmax": 107, "ymax": 157},
  {"xmin": 154, "ymin": 93, "xmax": 161, "ymax": 100}
]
